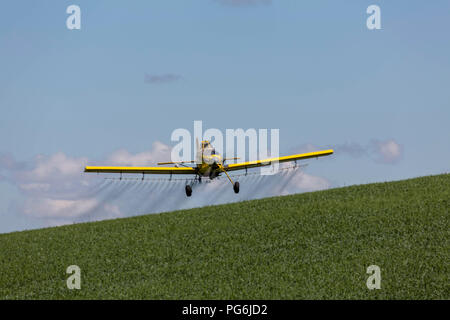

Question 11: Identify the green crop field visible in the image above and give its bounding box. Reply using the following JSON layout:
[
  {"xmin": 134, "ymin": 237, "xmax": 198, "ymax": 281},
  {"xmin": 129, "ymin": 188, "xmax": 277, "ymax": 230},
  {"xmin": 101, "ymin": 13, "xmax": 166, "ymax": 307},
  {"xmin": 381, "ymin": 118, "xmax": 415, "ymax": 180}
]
[{"xmin": 0, "ymin": 174, "xmax": 448, "ymax": 299}]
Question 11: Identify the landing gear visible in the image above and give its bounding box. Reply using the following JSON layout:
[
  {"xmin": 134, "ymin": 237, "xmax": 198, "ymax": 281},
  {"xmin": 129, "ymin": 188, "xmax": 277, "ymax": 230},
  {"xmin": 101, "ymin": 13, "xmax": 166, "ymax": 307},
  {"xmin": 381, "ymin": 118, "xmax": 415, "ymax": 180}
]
[
  {"xmin": 185, "ymin": 185, "xmax": 192, "ymax": 197},
  {"xmin": 216, "ymin": 164, "xmax": 239, "ymax": 194},
  {"xmin": 233, "ymin": 181, "xmax": 240, "ymax": 194}
]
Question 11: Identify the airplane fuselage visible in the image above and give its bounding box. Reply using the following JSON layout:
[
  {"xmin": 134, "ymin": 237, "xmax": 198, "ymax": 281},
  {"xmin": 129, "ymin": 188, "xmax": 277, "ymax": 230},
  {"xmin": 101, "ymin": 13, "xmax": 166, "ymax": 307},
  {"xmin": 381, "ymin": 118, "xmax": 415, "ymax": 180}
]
[{"xmin": 197, "ymin": 153, "xmax": 223, "ymax": 179}]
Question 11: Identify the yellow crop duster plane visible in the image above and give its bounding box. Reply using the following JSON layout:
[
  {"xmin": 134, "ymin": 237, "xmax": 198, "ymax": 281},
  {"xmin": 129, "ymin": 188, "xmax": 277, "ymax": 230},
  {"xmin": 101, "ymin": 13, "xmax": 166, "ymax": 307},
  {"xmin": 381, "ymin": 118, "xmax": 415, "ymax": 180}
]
[{"xmin": 84, "ymin": 141, "xmax": 333, "ymax": 197}]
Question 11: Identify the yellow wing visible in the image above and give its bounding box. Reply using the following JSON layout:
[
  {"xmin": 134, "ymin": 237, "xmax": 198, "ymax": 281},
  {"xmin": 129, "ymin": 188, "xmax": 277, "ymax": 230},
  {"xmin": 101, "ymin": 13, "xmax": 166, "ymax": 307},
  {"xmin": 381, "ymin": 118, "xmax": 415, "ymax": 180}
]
[
  {"xmin": 84, "ymin": 166, "xmax": 196, "ymax": 174},
  {"xmin": 223, "ymin": 149, "xmax": 333, "ymax": 172}
]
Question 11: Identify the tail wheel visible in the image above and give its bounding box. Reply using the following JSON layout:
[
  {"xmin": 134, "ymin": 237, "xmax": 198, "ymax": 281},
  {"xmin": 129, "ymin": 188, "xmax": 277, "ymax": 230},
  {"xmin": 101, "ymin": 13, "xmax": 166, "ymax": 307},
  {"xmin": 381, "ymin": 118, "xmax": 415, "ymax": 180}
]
[
  {"xmin": 185, "ymin": 185, "xmax": 192, "ymax": 197},
  {"xmin": 233, "ymin": 181, "xmax": 240, "ymax": 194}
]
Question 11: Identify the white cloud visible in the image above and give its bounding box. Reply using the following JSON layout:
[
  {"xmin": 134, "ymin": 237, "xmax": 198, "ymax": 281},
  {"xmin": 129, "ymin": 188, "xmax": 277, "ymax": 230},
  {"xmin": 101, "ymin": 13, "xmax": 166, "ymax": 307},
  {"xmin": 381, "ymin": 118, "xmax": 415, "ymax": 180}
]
[
  {"xmin": 30, "ymin": 152, "xmax": 88, "ymax": 179},
  {"xmin": 107, "ymin": 141, "xmax": 171, "ymax": 166},
  {"xmin": 19, "ymin": 183, "xmax": 51, "ymax": 192},
  {"xmin": 271, "ymin": 167, "xmax": 331, "ymax": 195},
  {"xmin": 296, "ymin": 138, "xmax": 404, "ymax": 165},
  {"xmin": 22, "ymin": 198, "xmax": 98, "ymax": 219},
  {"xmin": 0, "ymin": 142, "xmax": 173, "ymax": 227},
  {"xmin": 287, "ymin": 172, "xmax": 331, "ymax": 192},
  {"xmin": 333, "ymin": 142, "xmax": 367, "ymax": 158},
  {"xmin": 371, "ymin": 139, "xmax": 403, "ymax": 164}
]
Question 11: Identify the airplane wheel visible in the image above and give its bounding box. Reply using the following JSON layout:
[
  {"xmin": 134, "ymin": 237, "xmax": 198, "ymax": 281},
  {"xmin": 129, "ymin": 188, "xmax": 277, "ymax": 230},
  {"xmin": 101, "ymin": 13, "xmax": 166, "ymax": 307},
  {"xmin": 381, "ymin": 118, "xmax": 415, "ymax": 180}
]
[
  {"xmin": 233, "ymin": 181, "xmax": 240, "ymax": 194},
  {"xmin": 185, "ymin": 185, "xmax": 192, "ymax": 197}
]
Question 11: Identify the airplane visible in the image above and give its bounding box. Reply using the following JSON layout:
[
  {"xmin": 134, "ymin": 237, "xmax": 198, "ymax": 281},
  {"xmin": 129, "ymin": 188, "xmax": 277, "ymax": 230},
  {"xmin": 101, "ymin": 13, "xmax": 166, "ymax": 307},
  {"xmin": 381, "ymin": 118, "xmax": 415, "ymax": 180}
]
[{"xmin": 84, "ymin": 140, "xmax": 334, "ymax": 197}]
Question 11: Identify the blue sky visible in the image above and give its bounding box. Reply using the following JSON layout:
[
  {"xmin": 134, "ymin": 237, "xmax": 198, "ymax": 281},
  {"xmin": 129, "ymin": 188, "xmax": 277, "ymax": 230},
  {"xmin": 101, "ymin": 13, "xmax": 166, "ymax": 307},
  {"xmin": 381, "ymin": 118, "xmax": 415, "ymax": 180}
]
[{"xmin": 1, "ymin": 0, "xmax": 449, "ymax": 233}]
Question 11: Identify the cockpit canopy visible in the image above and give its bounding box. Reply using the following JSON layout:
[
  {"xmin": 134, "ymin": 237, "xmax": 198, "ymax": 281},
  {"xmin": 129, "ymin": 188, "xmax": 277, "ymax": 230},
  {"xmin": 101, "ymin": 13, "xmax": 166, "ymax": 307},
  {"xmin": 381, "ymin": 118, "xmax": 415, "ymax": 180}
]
[
  {"xmin": 201, "ymin": 140, "xmax": 211, "ymax": 149},
  {"xmin": 201, "ymin": 140, "xmax": 218, "ymax": 155}
]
